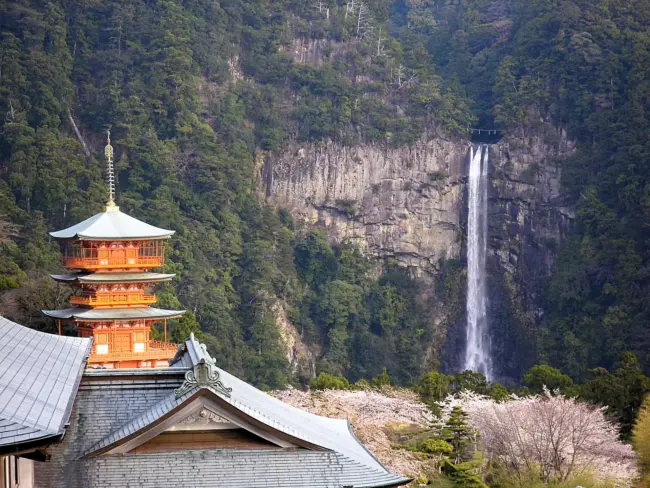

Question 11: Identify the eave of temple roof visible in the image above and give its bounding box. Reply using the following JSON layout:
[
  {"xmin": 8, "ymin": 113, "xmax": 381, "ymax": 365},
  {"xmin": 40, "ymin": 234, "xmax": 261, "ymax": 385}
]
[
  {"xmin": 0, "ymin": 317, "xmax": 92, "ymax": 453},
  {"xmin": 51, "ymin": 272, "xmax": 176, "ymax": 284},
  {"xmin": 71, "ymin": 450, "xmax": 410, "ymax": 488},
  {"xmin": 83, "ymin": 334, "xmax": 407, "ymax": 488},
  {"xmin": 42, "ymin": 307, "xmax": 185, "ymax": 321},
  {"xmin": 49, "ymin": 208, "xmax": 174, "ymax": 240}
]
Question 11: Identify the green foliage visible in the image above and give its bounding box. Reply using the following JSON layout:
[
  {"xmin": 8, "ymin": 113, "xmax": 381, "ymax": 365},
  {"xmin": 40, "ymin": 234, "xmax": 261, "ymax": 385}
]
[
  {"xmin": 440, "ymin": 406, "xmax": 487, "ymax": 487},
  {"xmin": 450, "ymin": 370, "xmax": 490, "ymax": 396},
  {"xmin": 443, "ymin": 458, "xmax": 488, "ymax": 488},
  {"xmin": 371, "ymin": 368, "xmax": 391, "ymax": 388},
  {"xmin": 487, "ymin": 467, "xmax": 619, "ymax": 488},
  {"xmin": 523, "ymin": 365, "xmax": 574, "ymax": 393},
  {"xmin": 443, "ymin": 406, "xmax": 474, "ymax": 462},
  {"xmin": 579, "ymin": 353, "xmax": 650, "ymax": 437},
  {"xmin": 4, "ymin": 0, "xmax": 650, "ymax": 407},
  {"xmin": 420, "ymin": 438, "xmax": 453, "ymax": 455},
  {"xmin": 488, "ymin": 383, "xmax": 510, "ymax": 402},
  {"xmin": 634, "ymin": 395, "xmax": 650, "ymax": 475},
  {"xmin": 309, "ymin": 372, "xmax": 351, "ymax": 391},
  {"xmin": 417, "ymin": 371, "xmax": 451, "ymax": 406}
]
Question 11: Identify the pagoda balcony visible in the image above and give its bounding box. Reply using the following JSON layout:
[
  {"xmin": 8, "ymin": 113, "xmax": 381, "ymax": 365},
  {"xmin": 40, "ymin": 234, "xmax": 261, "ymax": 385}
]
[
  {"xmin": 89, "ymin": 339, "xmax": 178, "ymax": 364},
  {"xmin": 62, "ymin": 240, "xmax": 166, "ymax": 270},
  {"xmin": 63, "ymin": 255, "xmax": 164, "ymax": 270},
  {"xmin": 70, "ymin": 293, "xmax": 157, "ymax": 307}
]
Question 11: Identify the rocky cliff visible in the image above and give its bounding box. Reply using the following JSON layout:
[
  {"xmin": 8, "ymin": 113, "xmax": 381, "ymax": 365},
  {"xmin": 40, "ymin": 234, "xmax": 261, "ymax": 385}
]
[
  {"xmin": 484, "ymin": 130, "xmax": 576, "ymax": 380},
  {"xmin": 264, "ymin": 130, "xmax": 575, "ymax": 380},
  {"xmin": 263, "ymin": 138, "xmax": 469, "ymax": 273}
]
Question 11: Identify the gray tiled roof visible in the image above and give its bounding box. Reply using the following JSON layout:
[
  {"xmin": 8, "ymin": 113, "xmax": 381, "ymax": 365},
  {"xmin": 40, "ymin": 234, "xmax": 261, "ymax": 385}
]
[
  {"xmin": 51, "ymin": 273, "xmax": 176, "ymax": 283},
  {"xmin": 42, "ymin": 307, "xmax": 184, "ymax": 321},
  {"xmin": 33, "ymin": 335, "xmax": 410, "ymax": 487},
  {"xmin": 49, "ymin": 208, "xmax": 174, "ymax": 240},
  {"xmin": 0, "ymin": 317, "xmax": 92, "ymax": 452},
  {"xmin": 81, "ymin": 335, "xmax": 410, "ymax": 487},
  {"xmin": 78, "ymin": 450, "xmax": 407, "ymax": 488}
]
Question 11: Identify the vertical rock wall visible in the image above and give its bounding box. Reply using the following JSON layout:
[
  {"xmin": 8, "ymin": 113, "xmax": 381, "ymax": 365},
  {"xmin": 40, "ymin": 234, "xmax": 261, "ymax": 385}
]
[
  {"xmin": 264, "ymin": 132, "xmax": 575, "ymax": 380},
  {"xmin": 265, "ymin": 139, "xmax": 469, "ymax": 273}
]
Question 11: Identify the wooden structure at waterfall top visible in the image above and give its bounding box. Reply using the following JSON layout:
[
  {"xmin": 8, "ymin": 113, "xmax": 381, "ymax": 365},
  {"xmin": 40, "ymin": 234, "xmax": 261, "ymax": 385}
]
[
  {"xmin": 42, "ymin": 132, "xmax": 184, "ymax": 368},
  {"xmin": 466, "ymin": 126, "xmax": 503, "ymax": 143}
]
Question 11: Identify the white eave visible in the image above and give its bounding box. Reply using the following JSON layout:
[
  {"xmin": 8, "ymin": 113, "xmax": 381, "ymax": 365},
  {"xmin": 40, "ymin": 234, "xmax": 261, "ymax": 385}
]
[
  {"xmin": 50, "ymin": 273, "xmax": 176, "ymax": 284},
  {"xmin": 42, "ymin": 307, "xmax": 185, "ymax": 321},
  {"xmin": 49, "ymin": 208, "xmax": 174, "ymax": 240}
]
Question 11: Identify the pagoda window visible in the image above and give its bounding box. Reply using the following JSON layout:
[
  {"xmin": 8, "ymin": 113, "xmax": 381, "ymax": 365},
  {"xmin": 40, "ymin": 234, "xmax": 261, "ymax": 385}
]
[
  {"xmin": 138, "ymin": 240, "xmax": 165, "ymax": 259},
  {"xmin": 134, "ymin": 331, "xmax": 146, "ymax": 352}
]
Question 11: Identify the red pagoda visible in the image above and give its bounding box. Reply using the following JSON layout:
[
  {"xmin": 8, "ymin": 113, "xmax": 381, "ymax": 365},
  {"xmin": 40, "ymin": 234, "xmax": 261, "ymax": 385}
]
[{"xmin": 43, "ymin": 132, "xmax": 184, "ymax": 368}]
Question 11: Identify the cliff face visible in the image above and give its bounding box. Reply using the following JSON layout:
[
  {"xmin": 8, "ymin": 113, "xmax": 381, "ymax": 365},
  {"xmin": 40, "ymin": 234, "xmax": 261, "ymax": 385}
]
[
  {"xmin": 443, "ymin": 132, "xmax": 576, "ymax": 380},
  {"xmin": 264, "ymin": 139, "xmax": 469, "ymax": 273},
  {"xmin": 264, "ymin": 131, "xmax": 575, "ymax": 380},
  {"xmin": 486, "ymin": 132, "xmax": 576, "ymax": 380}
]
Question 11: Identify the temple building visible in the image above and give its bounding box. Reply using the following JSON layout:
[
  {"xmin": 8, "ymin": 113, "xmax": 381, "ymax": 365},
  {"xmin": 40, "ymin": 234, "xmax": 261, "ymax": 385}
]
[
  {"xmin": 0, "ymin": 317, "xmax": 411, "ymax": 487},
  {"xmin": 42, "ymin": 133, "xmax": 184, "ymax": 368}
]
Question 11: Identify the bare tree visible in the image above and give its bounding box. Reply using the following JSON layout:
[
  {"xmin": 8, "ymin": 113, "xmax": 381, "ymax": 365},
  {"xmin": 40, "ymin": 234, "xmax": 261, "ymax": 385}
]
[
  {"xmin": 345, "ymin": 0, "xmax": 356, "ymax": 20},
  {"xmin": 376, "ymin": 27, "xmax": 385, "ymax": 56},
  {"xmin": 356, "ymin": 2, "xmax": 370, "ymax": 38},
  {"xmin": 66, "ymin": 108, "xmax": 91, "ymax": 157}
]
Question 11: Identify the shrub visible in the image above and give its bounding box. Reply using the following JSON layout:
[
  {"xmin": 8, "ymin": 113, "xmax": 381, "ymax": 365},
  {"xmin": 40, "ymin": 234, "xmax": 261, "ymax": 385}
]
[
  {"xmin": 309, "ymin": 372, "xmax": 351, "ymax": 390},
  {"xmin": 420, "ymin": 439, "xmax": 453, "ymax": 455}
]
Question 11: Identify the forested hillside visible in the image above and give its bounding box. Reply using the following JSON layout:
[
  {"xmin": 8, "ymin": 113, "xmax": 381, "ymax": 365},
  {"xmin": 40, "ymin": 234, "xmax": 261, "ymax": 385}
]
[
  {"xmin": 0, "ymin": 0, "xmax": 467, "ymax": 389},
  {"xmin": 2, "ymin": 0, "xmax": 650, "ymax": 398}
]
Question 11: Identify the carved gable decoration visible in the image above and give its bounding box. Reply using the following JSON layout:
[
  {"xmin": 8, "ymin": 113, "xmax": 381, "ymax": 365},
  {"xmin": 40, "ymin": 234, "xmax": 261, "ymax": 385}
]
[
  {"xmin": 174, "ymin": 351, "xmax": 232, "ymax": 399},
  {"xmin": 178, "ymin": 408, "xmax": 231, "ymax": 426}
]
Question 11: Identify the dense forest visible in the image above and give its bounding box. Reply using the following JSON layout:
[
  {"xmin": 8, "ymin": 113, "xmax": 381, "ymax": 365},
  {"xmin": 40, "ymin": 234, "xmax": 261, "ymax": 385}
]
[{"xmin": 1, "ymin": 0, "xmax": 650, "ymax": 412}]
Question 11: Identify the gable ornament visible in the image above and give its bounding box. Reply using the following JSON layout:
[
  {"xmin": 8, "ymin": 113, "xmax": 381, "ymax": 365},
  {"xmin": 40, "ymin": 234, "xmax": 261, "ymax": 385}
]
[
  {"xmin": 174, "ymin": 344, "xmax": 232, "ymax": 398},
  {"xmin": 180, "ymin": 408, "xmax": 231, "ymax": 425}
]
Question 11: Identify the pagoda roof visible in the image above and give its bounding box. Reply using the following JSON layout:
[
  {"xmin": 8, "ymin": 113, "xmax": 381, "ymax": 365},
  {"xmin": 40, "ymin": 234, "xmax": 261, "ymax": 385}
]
[
  {"xmin": 51, "ymin": 272, "xmax": 175, "ymax": 284},
  {"xmin": 49, "ymin": 207, "xmax": 174, "ymax": 240},
  {"xmin": 0, "ymin": 317, "xmax": 92, "ymax": 455},
  {"xmin": 42, "ymin": 307, "xmax": 184, "ymax": 321}
]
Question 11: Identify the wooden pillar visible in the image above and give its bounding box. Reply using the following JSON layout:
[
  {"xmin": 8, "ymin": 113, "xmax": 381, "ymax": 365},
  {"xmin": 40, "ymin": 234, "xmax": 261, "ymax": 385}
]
[
  {"xmin": 57, "ymin": 320, "xmax": 61, "ymax": 336},
  {"xmin": 164, "ymin": 319, "xmax": 167, "ymax": 343}
]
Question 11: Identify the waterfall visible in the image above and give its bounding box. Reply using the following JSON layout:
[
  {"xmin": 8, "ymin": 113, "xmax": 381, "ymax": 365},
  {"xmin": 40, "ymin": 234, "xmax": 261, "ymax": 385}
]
[{"xmin": 464, "ymin": 145, "xmax": 492, "ymax": 380}]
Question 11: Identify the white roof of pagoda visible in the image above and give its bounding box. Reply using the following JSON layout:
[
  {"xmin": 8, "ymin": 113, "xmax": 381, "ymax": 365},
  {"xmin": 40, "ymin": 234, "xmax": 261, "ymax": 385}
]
[
  {"xmin": 42, "ymin": 307, "xmax": 184, "ymax": 321},
  {"xmin": 49, "ymin": 207, "xmax": 174, "ymax": 240},
  {"xmin": 50, "ymin": 272, "xmax": 176, "ymax": 284}
]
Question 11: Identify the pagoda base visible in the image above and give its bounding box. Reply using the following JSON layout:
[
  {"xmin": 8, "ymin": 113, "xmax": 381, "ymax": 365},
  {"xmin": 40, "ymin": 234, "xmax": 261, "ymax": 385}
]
[
  {"xmin": 73, "ymin": 319, "xmax": 179, "ymax": 369},
  {"xmin": 89, "ymin": 358, "xmax": 174, "ymax": 369}
]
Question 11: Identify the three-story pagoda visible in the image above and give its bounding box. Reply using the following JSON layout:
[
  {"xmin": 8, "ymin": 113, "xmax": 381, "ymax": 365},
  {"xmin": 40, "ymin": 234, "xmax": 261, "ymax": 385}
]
[{"xmin": 43, "ymin": 133, "xmax": 184, "ymax": 368}]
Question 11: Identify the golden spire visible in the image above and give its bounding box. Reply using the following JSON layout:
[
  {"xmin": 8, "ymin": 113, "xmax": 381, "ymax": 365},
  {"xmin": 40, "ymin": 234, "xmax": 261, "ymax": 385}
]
[{"xmin": 104, "ymin": 130, "xmax": 119, "ymax": 212}]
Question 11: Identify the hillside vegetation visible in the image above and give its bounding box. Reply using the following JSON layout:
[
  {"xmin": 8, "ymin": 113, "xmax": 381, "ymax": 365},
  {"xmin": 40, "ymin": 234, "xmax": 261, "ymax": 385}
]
[{"xmin": 2, "ymin": 0, "xmax": 650, "ymax": 400}]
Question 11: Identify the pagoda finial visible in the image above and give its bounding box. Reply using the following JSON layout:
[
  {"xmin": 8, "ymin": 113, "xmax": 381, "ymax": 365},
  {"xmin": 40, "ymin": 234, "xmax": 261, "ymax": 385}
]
[{"xmin": 104, "ymin": 129, "xmax": 118, "ymax": 212}]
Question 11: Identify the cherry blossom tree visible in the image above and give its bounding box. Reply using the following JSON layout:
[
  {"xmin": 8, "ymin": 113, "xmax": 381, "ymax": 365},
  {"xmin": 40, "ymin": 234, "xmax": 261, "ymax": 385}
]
[{"xmin": 440, "ymin": 390, "xmax": 637, "ymax": 484}]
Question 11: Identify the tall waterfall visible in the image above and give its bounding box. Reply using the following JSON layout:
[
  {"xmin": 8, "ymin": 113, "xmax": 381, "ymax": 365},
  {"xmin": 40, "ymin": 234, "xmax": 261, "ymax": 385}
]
[{"xmin": 464, "ymin": 145, "xmax": 492, "ymax": 380}]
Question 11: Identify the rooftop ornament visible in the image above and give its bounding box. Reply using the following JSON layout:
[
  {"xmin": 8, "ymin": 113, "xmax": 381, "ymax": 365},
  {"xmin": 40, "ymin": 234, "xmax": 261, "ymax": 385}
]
[
  {"xmin": 105, "ymin": 129, "xmax": 118, "ymax": 212},
  {"xmin": 174, "ymin": 334, "xmax": 232, "ymax": 398}
]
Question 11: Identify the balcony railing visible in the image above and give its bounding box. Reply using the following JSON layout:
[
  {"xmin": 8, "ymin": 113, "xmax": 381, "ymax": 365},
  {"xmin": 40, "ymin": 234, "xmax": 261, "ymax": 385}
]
[
  {"xmin": 89, "ymin": 339, "xmax": 178, "ymax": 364},
  {"xmin": 70, "ymin": 294, "xmax": 157, "ymax": 307},
  {"xmin": 63, "ymin": 256, "xmax": 164, "ymax": 270},
  {"xmin": 149, "ymin": 340, "xmax": 179, "ymax": 351}
]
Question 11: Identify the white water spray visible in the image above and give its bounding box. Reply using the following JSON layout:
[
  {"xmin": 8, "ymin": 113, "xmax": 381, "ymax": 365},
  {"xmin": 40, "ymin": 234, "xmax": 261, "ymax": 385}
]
[{"xmin": 464, "ymin": 145, "xmax": 492, "ymax": 380}]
